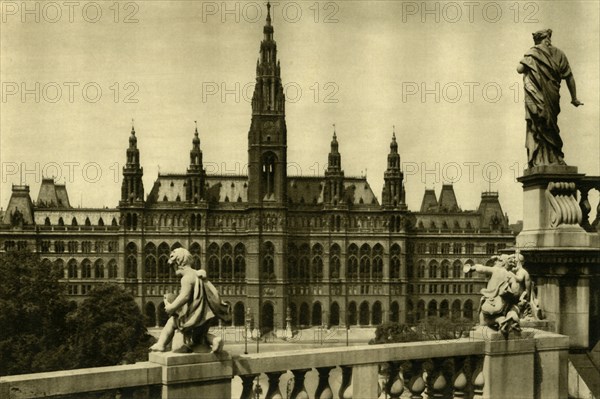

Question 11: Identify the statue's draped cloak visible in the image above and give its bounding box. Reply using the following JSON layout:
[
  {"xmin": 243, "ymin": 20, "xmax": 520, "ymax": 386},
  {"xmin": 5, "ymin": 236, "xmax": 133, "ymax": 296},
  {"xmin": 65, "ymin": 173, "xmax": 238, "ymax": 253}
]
[
  {"xmin": 520, "ymin": 45, "xmax": 572, "ymax": 167},
  {"xmin": 174, "ymin": 274, "xmax": 231, "ymax": 333}
]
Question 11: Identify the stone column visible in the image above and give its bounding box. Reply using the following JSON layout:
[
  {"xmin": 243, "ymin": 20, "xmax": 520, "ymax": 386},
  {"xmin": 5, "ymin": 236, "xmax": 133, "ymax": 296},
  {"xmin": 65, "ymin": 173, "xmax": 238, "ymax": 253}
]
[{"xmin": 149, "ymin": 351, "xmax": 232, "ymax": 399}]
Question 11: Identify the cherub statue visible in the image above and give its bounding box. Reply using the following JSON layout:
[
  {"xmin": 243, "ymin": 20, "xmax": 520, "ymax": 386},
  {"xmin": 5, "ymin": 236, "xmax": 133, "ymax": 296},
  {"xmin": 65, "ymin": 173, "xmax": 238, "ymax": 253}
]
[
  {"xmin": 150, "ymin": 247, "xmax": 231, "ymax": 353},
  {"xmin": 464, "ymin": 254, "xmax": 521, "ymax": 337}
]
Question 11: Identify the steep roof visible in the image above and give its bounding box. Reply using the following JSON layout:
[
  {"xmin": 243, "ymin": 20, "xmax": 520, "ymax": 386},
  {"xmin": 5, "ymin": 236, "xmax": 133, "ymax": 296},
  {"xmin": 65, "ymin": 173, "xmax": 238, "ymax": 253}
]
[
  {"xmin": 420, "ymin": 189, "xmax": 438, "ymax": 212},
  {"xmin": 438, "ymin": 184, "xmax": 459, "ymax": 212}
]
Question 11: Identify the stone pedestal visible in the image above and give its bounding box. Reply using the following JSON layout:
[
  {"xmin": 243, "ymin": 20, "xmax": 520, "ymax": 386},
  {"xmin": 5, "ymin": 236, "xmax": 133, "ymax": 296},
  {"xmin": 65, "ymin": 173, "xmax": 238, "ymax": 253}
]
[
  {"xmin": 517, "ymin": 166, "xmax": 599, "ymax": 349},
  {"xmin": 149, "ymin": 351, "xmax": 232, "ymax": 399},
  {"xmin": 472, "ymin": 326, "xmax": 536, "ymax": 399}
]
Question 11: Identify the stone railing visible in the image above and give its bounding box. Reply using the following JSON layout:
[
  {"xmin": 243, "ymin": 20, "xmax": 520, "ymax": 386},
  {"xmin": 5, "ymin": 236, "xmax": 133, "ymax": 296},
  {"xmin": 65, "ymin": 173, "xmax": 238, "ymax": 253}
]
[{"xmin": 0, "ymin": 328, "xmax": 568, "ymax": 399}]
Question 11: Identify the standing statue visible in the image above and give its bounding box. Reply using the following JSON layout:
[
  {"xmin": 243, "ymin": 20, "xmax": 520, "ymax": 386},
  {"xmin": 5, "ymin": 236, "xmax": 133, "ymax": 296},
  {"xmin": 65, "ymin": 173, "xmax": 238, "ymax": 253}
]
[
  {"xmin": 150, "ymin": 247, "xmax": 231, "ymax": 353},
  {"xmin": 517, "ymin": 29, "xmax": 583, "ymax": 168},
  {"xmin": 464, "ymin": 254, "xmax": 522, "ymax": 337}
]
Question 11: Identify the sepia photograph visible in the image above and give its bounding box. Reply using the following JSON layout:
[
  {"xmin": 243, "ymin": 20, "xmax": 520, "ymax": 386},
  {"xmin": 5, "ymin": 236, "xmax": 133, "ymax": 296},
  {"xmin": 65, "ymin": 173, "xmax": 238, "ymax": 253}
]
[{"xmin": 0, "ymin": 1, "xmax": 599, "ymax": 398}]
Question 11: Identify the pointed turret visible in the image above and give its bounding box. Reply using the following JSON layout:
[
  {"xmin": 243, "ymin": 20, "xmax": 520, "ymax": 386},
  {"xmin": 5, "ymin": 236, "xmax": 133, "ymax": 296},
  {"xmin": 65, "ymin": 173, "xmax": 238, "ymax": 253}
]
[
  {"xmin": 120, "ymin": 122, "xmax": 144, "ymax": 204},
  {"xmin": 324, "ymin": 125, "xmax": 345, "ymax": 205},
  {"xmin": 382, "ymin": 127, "xmax": 405, "ymax": 208},
  {"xmin": 187, "ymin": 122, "xmax": 205, "ymax": 203}
]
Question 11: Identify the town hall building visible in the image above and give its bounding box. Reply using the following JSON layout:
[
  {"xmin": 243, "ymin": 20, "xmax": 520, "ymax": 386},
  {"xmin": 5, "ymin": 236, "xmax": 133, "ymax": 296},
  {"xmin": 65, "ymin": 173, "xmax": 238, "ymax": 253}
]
[{"xmin": 0, "ymin": 4, "xmax": 515, "ymax": 332}]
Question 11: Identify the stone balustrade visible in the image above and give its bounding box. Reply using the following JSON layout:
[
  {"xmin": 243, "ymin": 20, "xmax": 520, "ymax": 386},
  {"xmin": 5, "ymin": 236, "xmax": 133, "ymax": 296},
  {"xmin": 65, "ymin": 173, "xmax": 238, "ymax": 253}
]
[
  {"xmin": 578, "ymin": 176, "xmax": 600, "ymax": 232},
  {"xmin": 0, "ymin": 328, "xmax": 568, "ymax": 399}
]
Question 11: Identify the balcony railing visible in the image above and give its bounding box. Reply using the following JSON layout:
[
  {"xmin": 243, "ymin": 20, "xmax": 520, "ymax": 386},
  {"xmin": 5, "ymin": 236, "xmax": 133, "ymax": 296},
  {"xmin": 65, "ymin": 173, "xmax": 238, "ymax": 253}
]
[{"xmin": 0, "ymin": 327, "xmax": 568, "ymax": 399}]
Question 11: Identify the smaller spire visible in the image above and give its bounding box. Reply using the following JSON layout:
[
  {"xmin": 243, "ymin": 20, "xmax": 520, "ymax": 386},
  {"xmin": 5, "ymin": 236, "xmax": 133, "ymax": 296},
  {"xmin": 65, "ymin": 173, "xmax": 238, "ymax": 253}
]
[
  {"xmin": 193, "ymin": 121, "xmax": 200, "ymax": 145},
  {"xmin": 332, "ymin": 123, "xmax": 337, "ymax": 139},
  {"xmin": 392, "ymin": 125, "xmax": 396, "ymax": 140},
  {"xmin": 266, "ymin": 1, "xmax": 272, "ymax": 26},
  {"xmin": 131, "ymin": 118, "xmax": 135, "ymax": 134}
]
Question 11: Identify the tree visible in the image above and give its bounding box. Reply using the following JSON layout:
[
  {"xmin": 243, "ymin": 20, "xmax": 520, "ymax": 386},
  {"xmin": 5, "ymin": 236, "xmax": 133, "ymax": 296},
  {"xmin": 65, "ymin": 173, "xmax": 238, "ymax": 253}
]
[
  {"xmin": 66, "ymin": 284, "xmax": 155, "ymax": 368},
  {"xmin": 0, "ymin": 250, "xmax": 74, "ymax": 376}
]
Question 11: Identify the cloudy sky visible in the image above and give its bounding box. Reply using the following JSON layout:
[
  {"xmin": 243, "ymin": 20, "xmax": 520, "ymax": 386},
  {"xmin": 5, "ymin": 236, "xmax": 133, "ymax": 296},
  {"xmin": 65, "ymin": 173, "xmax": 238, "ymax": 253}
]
[{"xmin": 1, "ymin": 1, "xmax": 599, "ymax": 222}]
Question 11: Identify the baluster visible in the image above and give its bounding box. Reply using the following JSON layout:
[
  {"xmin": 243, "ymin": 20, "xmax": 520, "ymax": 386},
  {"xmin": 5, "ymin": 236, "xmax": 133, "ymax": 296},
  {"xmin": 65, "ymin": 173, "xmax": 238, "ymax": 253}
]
[
  {"xmin": 338, "ymin": 365, "xmax": 353, "ymax": 399},
  {"xmin": 265, "ymin": 371, "xmax": 284, "ymax": 399},
  {"xmin": 290, "ymin": 368, "xmax": 311, "ymax": 399},
  {"xmin": 315, "ymin": 366, "xmax": 335, "ymax": 399},
  {"xmin": 472, "ymin": 361, "xmax": 484, "ymax": 399},
  {"xmin": 579, "ymin": 185, "xmax": 592, "ymax": 231},
  {"xmin": 424, "ymin": 358, "xmax": 450, "ymax": 399},
  {"xmin": 452, "ymin": 357, "xmax": 469, "ymax": 399},
  {"xmin": 240, "ymin": 374, "xmax": 258, "ymax": 399},
  {"xmin": 405, "ymin": 360, "xmax": 426, "ymax": 399},
  {"xmin": 385, "ymin": 362, "xmax": 405, "ymax": 399}
]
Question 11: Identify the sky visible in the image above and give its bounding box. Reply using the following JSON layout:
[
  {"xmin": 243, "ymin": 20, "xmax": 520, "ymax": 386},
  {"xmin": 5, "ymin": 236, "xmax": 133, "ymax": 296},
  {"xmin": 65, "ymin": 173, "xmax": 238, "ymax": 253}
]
[{"xmin": 1, "ymin": 0, "xmax": 599, "ymax": 222}]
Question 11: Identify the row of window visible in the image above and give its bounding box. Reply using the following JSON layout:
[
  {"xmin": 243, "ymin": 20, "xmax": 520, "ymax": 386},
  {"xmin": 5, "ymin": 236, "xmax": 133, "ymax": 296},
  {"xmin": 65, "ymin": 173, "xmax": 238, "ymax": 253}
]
[
  {"xmin": 415, "ymin": 242, "xmax": 507, "ymax": 255},
  {"xmin": 407, "ymin": 283, "xmax": 476, "ymax": 294},
  {"xmin": 42, "ymin": 216, "xmax": 118, "ymax": 227},
  {"xmin": 56, "ymin": 258, "xmax": 118, "ymax": 279},
  {"xmin": 39, "ymin": 240, "xmax": 119, "ymax": 254}
]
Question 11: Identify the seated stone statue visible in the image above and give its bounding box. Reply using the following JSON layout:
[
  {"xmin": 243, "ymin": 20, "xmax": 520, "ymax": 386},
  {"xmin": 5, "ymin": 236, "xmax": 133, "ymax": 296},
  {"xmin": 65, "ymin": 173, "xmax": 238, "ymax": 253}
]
[
  {"xmin": 464, "ymin": 254, "xmax": 522, "ymax": 337},
  {"xmin": 150, "ymin": 247, "xmax": 231, "ymax": 353}
]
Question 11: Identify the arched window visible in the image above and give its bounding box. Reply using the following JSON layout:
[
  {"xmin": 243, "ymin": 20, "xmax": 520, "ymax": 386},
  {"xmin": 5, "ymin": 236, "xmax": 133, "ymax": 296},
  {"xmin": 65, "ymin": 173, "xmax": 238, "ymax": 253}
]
[
  {"xmin": 390, "ymin": 244, "xmax": 401, "ymax": 279},
  {"xmin": 261, "ymin": 152, "xmax": 278, "ymax": 198},
  {"xmin": 347, "ymin": 302, "xmax": 357, "ymax": 326},
  {"xmin": 372, "ymin": 301, "xmax": 383, "ymax": 325},
  {"xmin": 158, "ymin": 243, "xmax": 172, "ymax": 278},
  {"xmin": 108, "ymin": 259, "xmax": 118, "ymax": 279},
  {"xmin": 208, "ymin": 242, "xmax": 220, "ymax": 280},
  {"xmin": 417, "ymin": 260, "xmax": 426, "ymax": 278},
  {"xmin": 453, "ymin": 260, "xmax": 463, "ymax": 278},
  {"xmin": 94, "ymin": 259, "xmax": 104, "ymax": 278},
  {"xmin": 221, "ymin": 243, "xmax": 233, "ymax": 281},
  {"xmin": 329, "ymin": 302, "xmax": 340, "ymax": 326},
  {"xmin": 440, "ymin": 300, "xmax": 450, "ymax": 318},
  {"xmin": 126, "ymin": 242, "xmax": 138, "ymax": 279},
  {"xmin": 311, "ymin": 244, "xmax": 323, "ymax": 282},
  {"xmin": 312, "ymin": 302, "xmax": 322, "ymax": 326},
  {"xmin": 298, "ymin": 244, "xmax": 310, "ymax": 283},
  {"xmin": 329, "ymin": 244, "xmax": 341, "ymax": 279},
  {"xmin": 428, "ymin": 260, "xmax": 438, "ymax": 278},
  {"xmin": 67, "ymin": 259, "xmax": 78, "ymax": 279},
  {"xmin": 233, "ymin": 302, "xmax": 245, "ymax": 326},
  {"xmin": 427, "ymin": 300, "xmax": 437, "ymax": 317},
  {"xmin": 54, "ymin": 259, "xmax": 65, "ymax": 278},
  {"xmin": 81, "ymin": 259, "xmax": 91, "ymax": 278},
  {"xmin": 346, "ymin": 244, "xmax": 358, "ymax": 281},
  {"xmin": 359, "ymin": 301, "xmax": 370, "ymax": 326},
  {"xmin": 190, "ymin": 242, "xmax": 202, "ymax": 270},
  {"xmin": 416, "ymin": 300, "xmax": 425, "ymax": 322},
  {"xmin": 452, "ymin": 300, "xmax": 462, "ymax": 320},
  {"xmin": 233, "ymin": 243, "xmax": 245, "ymax": 281},
  {"xmin": 359, "ymin": 244, "xmax": 371, "ymax": 281},
  {"xmin": 441, "ymin": 260, "xmax": 450, "ymax": 278},
  {"xmin": 287, "ymin": 243, "xmax": 298, "ymax": 282},
  {"xmin": 261, "ymin": 241, "xmax": 275, "ymax": 281}
]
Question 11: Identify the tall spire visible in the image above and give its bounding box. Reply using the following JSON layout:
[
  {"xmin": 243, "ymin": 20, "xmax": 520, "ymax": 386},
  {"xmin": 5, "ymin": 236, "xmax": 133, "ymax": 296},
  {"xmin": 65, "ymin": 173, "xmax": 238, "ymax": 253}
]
[{"xmin": 252, "ymin": 1, "xmax": 283, "ymax": 114}]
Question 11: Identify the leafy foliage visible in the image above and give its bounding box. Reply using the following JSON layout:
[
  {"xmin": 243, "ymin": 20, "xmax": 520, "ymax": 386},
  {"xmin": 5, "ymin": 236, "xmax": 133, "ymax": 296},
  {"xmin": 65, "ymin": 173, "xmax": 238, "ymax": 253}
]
[
  {"xmin": 0, "ymin": 251, "xmax": 154, "ymax": 376},
  {"xmin": 66, "ymin": 284, "xmax": 155, "ymax": 368},
  {"xmin": 370, "ymin": 317, "xmax": 476, "ymax": 345},
  {"xmin": 0, "ymin": 250, "xmax": 74, "ymax": 375}
]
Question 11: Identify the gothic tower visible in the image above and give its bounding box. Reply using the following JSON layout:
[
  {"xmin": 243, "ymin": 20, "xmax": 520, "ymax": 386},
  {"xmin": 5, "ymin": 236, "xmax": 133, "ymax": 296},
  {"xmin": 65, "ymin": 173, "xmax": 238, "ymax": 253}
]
[
  {"xmin": 247, "ymin": 2, "xmax": 287, "ymax": 205},
  {"xmin": 120, "ymin": 124, "xmax": 144, "ymax": 204},
  {"xmin": 186, "ymin": 124, "xmax": 205, "ymax": 203},
  {"xmin": 324, "ymin": 126, "xmax": 345, "ymax": 206},
  {"xmin": 382, "ymin": 128, "xmax": 406, "ymax": 208}
]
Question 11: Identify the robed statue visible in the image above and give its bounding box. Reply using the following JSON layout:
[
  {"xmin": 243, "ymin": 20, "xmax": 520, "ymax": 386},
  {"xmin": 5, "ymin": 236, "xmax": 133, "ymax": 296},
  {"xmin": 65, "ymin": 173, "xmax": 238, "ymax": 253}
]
[
  {"xmin": 150, "ymin": 247, "xmax": 231, "ymax": 353},
  {"xmin": 517, "ymin": 29, "xmax": 583, "ymax": 168}
]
